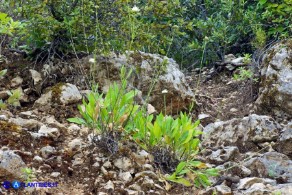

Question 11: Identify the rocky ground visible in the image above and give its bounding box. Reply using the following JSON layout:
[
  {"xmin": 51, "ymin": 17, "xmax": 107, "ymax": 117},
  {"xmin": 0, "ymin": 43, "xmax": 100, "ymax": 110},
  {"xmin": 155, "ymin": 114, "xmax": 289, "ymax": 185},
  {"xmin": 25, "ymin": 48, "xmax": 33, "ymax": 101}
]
[{"xmin": 0, "ymin": 40, "xmax": 291, "ymax": 195}]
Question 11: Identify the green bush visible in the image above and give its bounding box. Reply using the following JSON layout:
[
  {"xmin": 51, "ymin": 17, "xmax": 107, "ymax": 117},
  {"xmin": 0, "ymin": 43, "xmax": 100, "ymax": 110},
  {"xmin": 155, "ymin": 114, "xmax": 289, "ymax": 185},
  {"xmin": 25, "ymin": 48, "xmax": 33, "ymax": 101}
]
[
  {"xmin": 3, "ymin": 0, "xmax": 290, "ymax": 67},
  {"xmin": 258, "ymin": 0, "xmax": 292, "ymax": 38},
  {"xmin": 0, "ymin": 12, "xmax": 23, "ymax": 56},
  {"xmin": 3, "ymin": 0, "xmax": 186, "ymax": 61}
]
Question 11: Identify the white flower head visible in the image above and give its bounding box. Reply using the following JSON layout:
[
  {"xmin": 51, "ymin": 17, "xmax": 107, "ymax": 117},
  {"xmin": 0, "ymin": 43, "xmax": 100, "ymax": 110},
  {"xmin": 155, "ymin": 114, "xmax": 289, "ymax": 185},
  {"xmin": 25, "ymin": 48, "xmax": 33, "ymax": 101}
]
[
  {"xmin": 162, "ymin": 89, "xmax": 168, "ymax": 94},
  {"xmin": 89, "ymin": 58, "xmax": 96, "ymax": 63},
  {"xmin": 132, "ymin": 5, "xmax": 140, "ymax": 12}
]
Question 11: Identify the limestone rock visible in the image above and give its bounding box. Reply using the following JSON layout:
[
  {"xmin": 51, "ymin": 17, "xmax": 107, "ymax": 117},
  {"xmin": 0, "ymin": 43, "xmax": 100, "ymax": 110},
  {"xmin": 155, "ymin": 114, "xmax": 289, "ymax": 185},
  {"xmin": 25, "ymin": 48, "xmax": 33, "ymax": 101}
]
[
  {"xmin": 215, "ymin": 184, "xmax": 232, "ymax": 195},
  {"xmin": 103, "ymin": 180, "xmax": 114, "ymax": 191},
  {"xmin": 58, "ymin": 83, "xmax": 82, "ymax": 105},
  {"xmin": 40, "ymin": 146, "xmax": 56, "ymax": 159},
  {"xmin": 81, "ymin": 51, "xmax": 195, "ymax": 114},
  {"xmin": 119, "ymin": 171, "xmax": 133, "ymax": 183},
  {"xmin": 244, "ymin": 152, "xmax": 292, "ymax": 183},
  {"xmin": 29, "ymin": 69, "xmax": 42, "ymax": 86},
  {"xmin": 202, "ymin": 114, "xmax": 281, "ymax": 152},
  {"xmin": 34, "ymin": 90, "xmax": 52, "ymax": 108},
  {"xmin": 217, "ymin": 162, "xmax": 251, "ymax": 178},
  {"xmin": 51, "ymin": 172, "xmax": 61, "ymax": 178},
  {"xmin": 274, "ymin": 122, "xmax": 292, "ymax": 158},
  {"xmin": 255, "ymin": 40, "xmax": 292, "ymax": 117},
  {"xmin": 68, "ymin": 138, "xmax": 83, "ymax": 152},
  {"xmin": 34, "ymin": 83, "xmax": 81, "ymax": 107},
  {"xmin": 9, "ymin": 117, "xmax": 42, "ymax": 131},
  {"xmin": 38, "ymin": 125, "xmax": 60, "ymax": 140},
  {"xmin": 0, "ymin": 149, "xmax": 26, "ymax": 180},
  {"xmin": 237, "ymin": 177, "xmax": 276, "ymax": 190},
  {"xmin": 235, "ymin": 177, "xmax": 278, "ymax": 195},
  {"xmin": 33, "ymin": 155, "xmax": 43, "ymax": 163},
  {"xmin": 208, "ymin": 146, "xmax": 240, "ymax": 164},
  {"xmin": 11, "ymin": 76, "xmax": 23, "ymax": 87},
  {"xmin": 114, "ymin": 157, "xmax": 132, "ymax": 171},
  {"xmin": 272, "ymin": 184, "xmax": 292, "ymax": 195}
]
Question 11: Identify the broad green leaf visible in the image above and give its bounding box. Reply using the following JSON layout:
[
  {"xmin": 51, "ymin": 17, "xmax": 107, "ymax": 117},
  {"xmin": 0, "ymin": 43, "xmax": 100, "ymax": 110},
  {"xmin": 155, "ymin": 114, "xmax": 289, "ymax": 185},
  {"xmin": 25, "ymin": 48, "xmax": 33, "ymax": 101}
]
[
  {"xmin": 190, "ymin": 138, "xmax": 200, "ymax": 150},
  {"xmin": 168, "ymin": 177, "xmax": 192, "ymax": 187},
  {"xmin": 7, "ymin": 89, "xmax": 21, "ymax": 105},
  {"xmin": 166, "ymin": 173, "xmax": 176, "ymax": 180},
  {"xmin": 0, "ymin": 69, "xmax": 7, "ymax": 77},
  {"xmin": 175, "ymin": 161, "xmax": 186, "ymax": 174},
  {"xmin": 181, "ymin": 128, "xmax": 193, "ymax": 145},
  {"xmin": 0, "ymin": 100, "xmax": 7, "ymax": 109},
  {"xmin": 189, "ymin": 161, "xmax": 203, "ymax": 167},
  {"xmin": 198, "ymin": 174, "xmax": 211, "ymax": 187},
  {"xmin": 152, "ymin": 121, "xmax": 162, "ymax": 139},
  {"xmin": 205, "ymin": 168, "xmax": 219, "ymax": 176},
  {"xmin": 259, "ymin": 0, "xmax": 267, "ymax": 5},
  {"xmin": 67, "ymin": 117, "xmax": 85, "ymax": 125}
]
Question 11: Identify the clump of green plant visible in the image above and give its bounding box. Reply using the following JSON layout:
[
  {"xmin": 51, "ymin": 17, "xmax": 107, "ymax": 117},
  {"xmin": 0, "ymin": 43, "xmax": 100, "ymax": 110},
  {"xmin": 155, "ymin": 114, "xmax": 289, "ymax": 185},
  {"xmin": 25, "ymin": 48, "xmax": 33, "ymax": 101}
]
[
  {"xmin": 0, "ymin": 88, "xmax": 22, "ymax": 110},
  {"xmin": 252, "ymin": 27, "xmax": 267, "ymax": 49},
  {"xmin": 21, "ymin": 167, "xmax": 35, "ymax": 183},
  {"xmin": 167, "ymin": 160, "xmax": 218, "ymax": 187},
  {"xmin": 0, "ymin": 69, "xmax": 7, "ymax": 78},
  {"xmin": 68, "ymin": 66, "xmax": 140, "ymax": 154},
  {"xmin": 0, "ymin": 12, "xmax": 23, "ymax": 60},
  {"xmin": 68, "ymin": 67, "xmax": 217, "ymax": 188},
  {"xmin": 68, "ymin": 66, "xmax": 139, "ymax": 133},
  {"xmin": 130, "ymin": 111, "xmax": 218, "ymax": 187},
  {"xmin": 243, "ymin": 53, "xmax": 252, "ymax": 64},
  {"xmin": 258, "ymin": 0, "xmax": 292, "ymax": 39},
  {"xmin": 233, "ymin": 67, "xmax": 257, "ymax": 82}
]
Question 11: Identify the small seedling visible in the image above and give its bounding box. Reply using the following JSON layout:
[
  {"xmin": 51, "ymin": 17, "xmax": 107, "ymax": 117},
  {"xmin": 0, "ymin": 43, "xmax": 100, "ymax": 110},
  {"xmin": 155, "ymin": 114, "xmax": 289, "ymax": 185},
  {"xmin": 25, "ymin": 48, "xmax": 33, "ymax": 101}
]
[
  {"xmin": 243, "ymin": 53, "xmax": 252, "ymax": 64},
  {"xmin": 21, "ymin": 167, "xmax": 35, "ymax": 183},
  {"xmin": 233, "ymin": 67, "xmax": 258, "ymax": 82}
]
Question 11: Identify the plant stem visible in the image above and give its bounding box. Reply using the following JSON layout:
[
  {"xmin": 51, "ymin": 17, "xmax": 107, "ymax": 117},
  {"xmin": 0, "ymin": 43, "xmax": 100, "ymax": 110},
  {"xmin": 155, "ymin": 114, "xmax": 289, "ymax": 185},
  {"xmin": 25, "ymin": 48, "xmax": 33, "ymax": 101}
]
[{"xmin": 194, "ymin": 39, "xmax": 207, "ymax": 98}]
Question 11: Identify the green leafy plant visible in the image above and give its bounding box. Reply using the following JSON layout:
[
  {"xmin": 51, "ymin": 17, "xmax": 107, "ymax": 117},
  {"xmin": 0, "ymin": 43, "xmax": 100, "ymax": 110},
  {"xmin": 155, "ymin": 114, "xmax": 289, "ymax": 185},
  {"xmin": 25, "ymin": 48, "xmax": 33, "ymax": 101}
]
[
  {"xmin": 0, "ymin": 100, "xmax": 6, "ymax": 110},
  {"xmin": 0, "ymin": 69, "xmax": 7, "ymax": 78},
  {"xmin": 68, "ymin": 66, "xmax": 217, "ymax": 188},
  {"xmin": 243, "ymin": 53, "xmax": 252, "ymax": 64},
  {"xmin": 130, "ymin": 111, "xmax": 218, "ymax": 187},
  {"xmin": 252, "ymin": 27, "xmax": 267, "ymax": 49},
  {"xmin": 21, "ymin": 167, "xmax": 35, "ymax": 183},
  {"xmin": 0, "ymin": 12, "xmax": 22, "ymax": 36},
  {"xmin": 7, "ymin": 88, "xmax": 21, "ymax": 107},
  {"xmin": 167, "ymin": 161, "xmax": 218, "ymax": 187},
  {"xmin": 0, "ymin": 12, "xmax": 23, "ymax": 57},
  {"xmin": 272, "ymin": 191, "xmax": 282, "ymax": 195},
  {"xmin": 233, "ymin": 67, "xmax": 257, "ymax": 82},
  {"xmin": 258, "ymin": 0, "xmax": 292, "ymax": 38},
  {"xmin": 68, "ymin": 66, "xmax": 139, "ymax": 133}
]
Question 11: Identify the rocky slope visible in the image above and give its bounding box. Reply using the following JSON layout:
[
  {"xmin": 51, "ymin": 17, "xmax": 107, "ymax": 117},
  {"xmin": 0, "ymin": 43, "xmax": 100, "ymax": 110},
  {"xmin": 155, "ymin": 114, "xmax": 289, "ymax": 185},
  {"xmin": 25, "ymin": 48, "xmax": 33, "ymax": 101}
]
[{"xmin": 0, "ymin": 40, "xmax": 291, "ymax": 194}]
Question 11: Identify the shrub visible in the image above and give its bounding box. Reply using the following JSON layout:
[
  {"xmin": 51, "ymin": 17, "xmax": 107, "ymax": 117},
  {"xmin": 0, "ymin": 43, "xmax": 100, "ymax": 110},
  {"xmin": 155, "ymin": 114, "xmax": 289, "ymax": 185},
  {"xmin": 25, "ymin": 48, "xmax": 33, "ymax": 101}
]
[
  {"xmin": 0, "ymin": 12, "xmax": 23, "ymax": 57},
  {"xmin": 258, "ymin": 0, "xmax": 292, "ymax": 39},
  {"xmin": 4, "ymin": 0, "xmax": 288, "ymax": 69}
]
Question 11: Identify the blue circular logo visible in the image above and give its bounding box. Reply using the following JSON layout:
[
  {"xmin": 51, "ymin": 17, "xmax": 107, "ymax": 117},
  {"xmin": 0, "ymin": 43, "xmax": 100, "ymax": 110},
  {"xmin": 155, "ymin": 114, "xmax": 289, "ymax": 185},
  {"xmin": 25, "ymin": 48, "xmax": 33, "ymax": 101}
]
[
  {"xmin": 11, "ymin": 180, "xmax": 21, "ymax": 189},
  {"xmin": 2, "ymin": 181, "xmax": 11, "ymax": 189}
]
